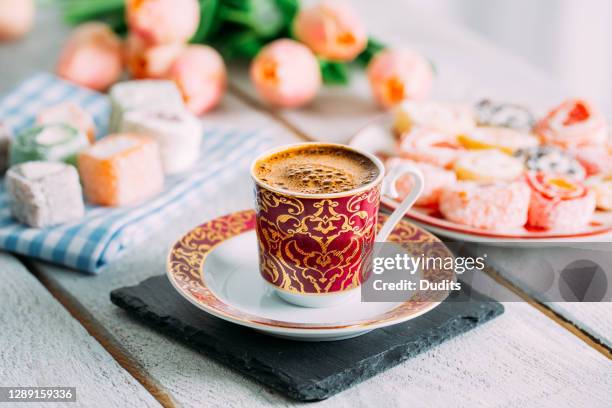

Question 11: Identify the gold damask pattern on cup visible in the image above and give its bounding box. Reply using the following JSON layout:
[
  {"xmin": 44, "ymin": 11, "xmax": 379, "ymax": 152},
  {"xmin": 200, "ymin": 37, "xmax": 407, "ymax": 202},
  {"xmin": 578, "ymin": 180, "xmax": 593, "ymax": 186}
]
[{"xmin": 255, "ymin": 185, "xmax": 381, "ymax": 294}]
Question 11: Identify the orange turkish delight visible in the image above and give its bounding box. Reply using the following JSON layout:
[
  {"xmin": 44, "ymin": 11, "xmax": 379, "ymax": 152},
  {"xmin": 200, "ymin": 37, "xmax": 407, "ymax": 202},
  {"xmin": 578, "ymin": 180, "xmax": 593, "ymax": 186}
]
[{"xmin": 78, "ymin": 133, "xmax": 164, "ymax": 206}]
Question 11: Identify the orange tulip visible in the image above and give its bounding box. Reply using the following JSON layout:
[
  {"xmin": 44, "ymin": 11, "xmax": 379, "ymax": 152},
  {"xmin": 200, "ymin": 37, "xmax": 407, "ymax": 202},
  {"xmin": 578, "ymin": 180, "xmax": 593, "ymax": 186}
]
[
  {"xmin": 293, "ymin": 0, "xmax": 367, "ymax": 62},
  {"xmin": 250, "ymin": 39, "xmax": 321, "ymax": 108},
  {"xmin": 367, "ymin": 48, "xmax": 433, "ymax": 108},
  {"xmin": 168, "ymin": 45, "xmax": 227, "ymax": 115},
  {"xmin": 56, "ymin": 22, "xmax": 123, "ymax": 91},
  {"xmin": 126, "ymin": 0, "xmax": 200, "ymax": 45},
  {"xmin": 125, "ymin": 34, "xmax": 184, "ymax": 79}
]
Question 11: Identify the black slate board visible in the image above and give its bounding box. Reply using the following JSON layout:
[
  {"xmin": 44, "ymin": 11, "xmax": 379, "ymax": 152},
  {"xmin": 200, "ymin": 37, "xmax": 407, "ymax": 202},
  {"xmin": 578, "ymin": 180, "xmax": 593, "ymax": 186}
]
[{"xmin": 110, "ymin": 275, "xmax": 503, "ymax": 402}]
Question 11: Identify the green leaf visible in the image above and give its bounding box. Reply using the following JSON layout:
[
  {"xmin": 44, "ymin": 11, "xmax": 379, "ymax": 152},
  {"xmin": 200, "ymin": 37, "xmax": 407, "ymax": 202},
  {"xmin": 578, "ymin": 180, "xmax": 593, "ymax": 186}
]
[
  {"xmin": 274, "ymin": 0, "xmax": 299, "ymax": 28},
  {"xmin": 319, "ymin": 60, "xmax": 350, "ymax": 85},
  {"xmin": 191, "ymin": 0, "xmax": 220, "ymax": 43},
  {"xmin": 216, "ymin": 30, "xmax": 266, "ymax": 60},
  {"xmin": 58, "ymin": 0, "xmax": 125, "ymax": 25},
  {"xmin": 218, "ymin": 0, "xmax": 285, "ymax": 38},
  {"xmin": 356, "ymin": 37, "xmax": 386, "ymax": 66},
  {"xmin": 103, "ymin": 13, "xmax": 128, "ymax": 36}
]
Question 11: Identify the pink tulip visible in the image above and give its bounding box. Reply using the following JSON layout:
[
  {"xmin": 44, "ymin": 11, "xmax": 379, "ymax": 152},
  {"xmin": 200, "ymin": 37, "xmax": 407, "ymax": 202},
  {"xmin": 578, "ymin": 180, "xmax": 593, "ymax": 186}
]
[
  {"xmin": 367, "ymin": 48, "xmax": 433, "ymax": 109},
  {"xmin": 293, "ymin": 0, "xmax": 367, "ymax": 62},
  {"xmin": 250, "ymin": 39, "xmax": 321, "ymax": 108},
  {"xmin": 0, "ymin": 0, "xmax": 34, "ymax": 42},
  {"xmin": 56, "ymin": 22, "xmax": 123, "ymax": 91},
  {"xmin": 168, "ymin": 45, "xmax": 226, "ymax": 115},
  {"xmin": 126, "ymin": 0, "xmax": 200, "ymax": 45},
  {"xmin": 125, "ymin": 34, "xmax": 184, "ymax": 79}
]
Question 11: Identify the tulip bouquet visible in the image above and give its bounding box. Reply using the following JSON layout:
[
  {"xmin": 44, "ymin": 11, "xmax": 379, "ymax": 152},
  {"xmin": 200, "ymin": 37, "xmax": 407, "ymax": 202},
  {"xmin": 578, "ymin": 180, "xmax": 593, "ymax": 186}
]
[{"xmin": 57, "ymin": 0, "xmax": 434, "ymax": 109}]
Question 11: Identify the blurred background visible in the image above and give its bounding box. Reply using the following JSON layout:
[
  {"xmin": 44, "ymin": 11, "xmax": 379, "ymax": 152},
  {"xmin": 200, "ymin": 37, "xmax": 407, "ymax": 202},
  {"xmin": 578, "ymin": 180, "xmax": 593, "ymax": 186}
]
[
  {"xmin": 410, "ymin": 0, "xmax": 612, "ymax": 116},
  {"xmin": 1, "ymin": 0, "xmax": 611, "ymax": 116}
]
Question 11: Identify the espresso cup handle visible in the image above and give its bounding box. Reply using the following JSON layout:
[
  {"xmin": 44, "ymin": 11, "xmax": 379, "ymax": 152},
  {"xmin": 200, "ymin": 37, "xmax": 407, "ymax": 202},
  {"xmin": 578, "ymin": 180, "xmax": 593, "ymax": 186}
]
[{"xmin": 376, "ymin": 162, "xmax": 424, "ymax": 243}]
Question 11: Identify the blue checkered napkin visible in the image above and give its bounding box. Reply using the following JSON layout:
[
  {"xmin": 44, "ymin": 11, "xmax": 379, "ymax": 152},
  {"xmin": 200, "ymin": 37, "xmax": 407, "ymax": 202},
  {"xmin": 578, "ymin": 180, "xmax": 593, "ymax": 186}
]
[{"xmin": 0, "ymin": 73, "xmax": 275, "ymax": 273}]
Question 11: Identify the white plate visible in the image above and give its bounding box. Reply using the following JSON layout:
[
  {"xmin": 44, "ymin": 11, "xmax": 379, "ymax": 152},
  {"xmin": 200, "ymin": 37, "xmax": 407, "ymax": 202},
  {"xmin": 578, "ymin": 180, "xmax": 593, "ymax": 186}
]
[
  {"xmin": 350, "ymin": 115, "xmax": 612, "ymax": 245},
  {"xmin": 167, "ymin": 210, "xmax": 452, "ymax": 341}
]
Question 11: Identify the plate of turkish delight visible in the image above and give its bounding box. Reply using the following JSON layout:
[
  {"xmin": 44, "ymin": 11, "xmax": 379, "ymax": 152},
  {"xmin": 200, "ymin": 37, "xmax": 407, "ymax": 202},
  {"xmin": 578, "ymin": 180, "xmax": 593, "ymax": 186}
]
[{"xmin": 350, "ymin": 98, "xmax": 612, "ymax": 242}]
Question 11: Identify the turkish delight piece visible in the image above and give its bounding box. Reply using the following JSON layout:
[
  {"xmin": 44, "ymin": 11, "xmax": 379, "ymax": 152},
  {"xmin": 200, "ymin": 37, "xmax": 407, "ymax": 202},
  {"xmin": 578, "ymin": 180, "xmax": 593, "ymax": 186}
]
[
  {"xmin": 535, "ymin": 98, "xmax": 607, "ymax": 148},
  {"xmin": 78, "ymin": 133, "xmax": 164, "ymax": 206},
  {"xmin": 5, "ymin": 161, "xmax": 85, "ymax": 228},
  {"xmin": 37, "ymin": 102, "xmax": 96, "ymax": 143},
  {"xmin": 393, "ymin": 100, "xmax": 475, "ymax": 135},
  {"xmin": 9, "ymin": 123, "xmax": 89, "ymax": 166},
  {"xmin": 121, "ymin": 107, "xmax": 202, "ymax": 174},
  {"xmin": 454, "ymin": 149, "xmax": 524, "ymax": 182},
  {"xmin": 108, "ymin": 80, "xmax": 184, "ymax": 132},
  {"xmin": 474, "ymin": 99, "xmax": 536, "ymax": 132},
  {"xmin": 526, "ymin": 172, "xmax": 596, "ymax": 231},
  {"xmin": 439, "ymin": 181, "xmax": 530, "ymax": 230}
]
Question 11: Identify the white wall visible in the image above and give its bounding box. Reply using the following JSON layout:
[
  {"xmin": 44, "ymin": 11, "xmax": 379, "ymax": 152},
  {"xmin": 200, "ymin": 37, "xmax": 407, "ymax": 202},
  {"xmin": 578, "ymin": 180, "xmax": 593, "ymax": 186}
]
[{"xmin": 402, "ymin": 0, "xmax": 612, "ymax": 116}]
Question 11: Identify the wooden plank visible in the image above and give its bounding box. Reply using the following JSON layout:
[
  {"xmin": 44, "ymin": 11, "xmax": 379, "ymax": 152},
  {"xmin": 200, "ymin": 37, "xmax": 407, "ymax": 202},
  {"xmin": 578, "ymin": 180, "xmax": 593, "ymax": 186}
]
[
  {"xmin": 466, "ymin": 245, "xmax": 612, "ymax": 351},
  {"xmin": 0, "ymin": 252, "xmax": 162, "ymax": 408},
  {"xmin": 549, "ymin": 302, "xmax": 611, "ymax": 348}
]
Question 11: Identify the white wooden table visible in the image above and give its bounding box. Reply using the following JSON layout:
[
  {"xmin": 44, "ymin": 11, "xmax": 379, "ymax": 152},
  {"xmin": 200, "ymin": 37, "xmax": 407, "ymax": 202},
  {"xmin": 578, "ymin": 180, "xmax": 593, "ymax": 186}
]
[{"xmin": 0, "ymin": 3, "xmax": 610, "ymax": 408}]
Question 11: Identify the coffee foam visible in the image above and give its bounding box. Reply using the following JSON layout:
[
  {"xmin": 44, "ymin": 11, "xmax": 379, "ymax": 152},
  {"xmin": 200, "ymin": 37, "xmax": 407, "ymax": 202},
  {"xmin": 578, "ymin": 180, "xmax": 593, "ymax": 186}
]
[{"xmin": 254, "ymin": 145, "xmax": 379, "ymax": 194}]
